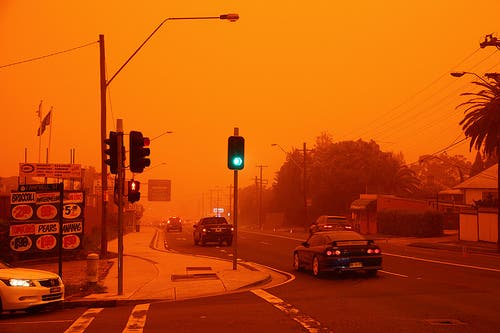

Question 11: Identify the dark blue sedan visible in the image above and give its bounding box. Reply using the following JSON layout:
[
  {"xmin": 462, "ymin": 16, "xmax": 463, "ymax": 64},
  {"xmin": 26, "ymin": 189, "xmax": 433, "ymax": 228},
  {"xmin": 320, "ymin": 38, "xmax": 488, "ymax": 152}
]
[{"xmin": 293, "ymin": 230, "xmax": 382, "ymax": 277}]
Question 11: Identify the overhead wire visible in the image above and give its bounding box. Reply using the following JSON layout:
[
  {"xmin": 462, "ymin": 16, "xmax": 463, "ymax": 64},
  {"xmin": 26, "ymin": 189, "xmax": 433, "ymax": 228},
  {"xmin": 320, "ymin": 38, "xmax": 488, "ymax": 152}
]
[
  {"xmin": 0, "ymin": 40, "xmax": 99, "ymax": 69},
  {"xmin": 346, "ymin": 48, "xmax": 499, "ymax": 142},
  {"xmin": 338, "ymin": 47, "xmax": 500, "ymax": 165},
  {"xmin": 340, "ymin": 47, "xmax": 487, "ymax": 140}
]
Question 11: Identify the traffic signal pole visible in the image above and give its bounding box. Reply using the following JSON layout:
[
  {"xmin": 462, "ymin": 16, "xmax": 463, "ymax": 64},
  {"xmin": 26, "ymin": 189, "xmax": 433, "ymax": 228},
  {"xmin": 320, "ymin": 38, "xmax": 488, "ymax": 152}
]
[
  {"xmin": 117, "ymin": 119, "xmax": 124, "ymax": 295},
  {"xmin": 232, "ymin": 127, "xmax": 239, "ymax": 270}
]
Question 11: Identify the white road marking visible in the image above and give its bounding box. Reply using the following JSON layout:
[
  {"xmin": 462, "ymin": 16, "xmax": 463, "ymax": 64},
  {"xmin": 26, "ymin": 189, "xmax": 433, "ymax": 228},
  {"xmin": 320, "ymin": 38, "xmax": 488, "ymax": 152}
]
[
  {"xmin": 379, "ymin": 270, "xmax": 409, "ymax": 278},
  {"xmin": 252, "ymin": 289, "xmax": 333, "ymax": 333},
  {"xmin": 384, "ymin": 252, "xmax": 500, "ymax": 273},
  {"xmin": 64, "ymin": 308, "xmax": 103, "ymax": 333},
  {"xmin": 122, "ymin": 303, "xmax": 150, "ymax": 333}
]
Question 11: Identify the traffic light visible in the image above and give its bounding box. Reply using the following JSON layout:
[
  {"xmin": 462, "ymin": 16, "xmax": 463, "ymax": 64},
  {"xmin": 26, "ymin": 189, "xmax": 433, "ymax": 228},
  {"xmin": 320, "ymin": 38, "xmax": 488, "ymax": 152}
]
[
  {"xmin": 129, "ymin": 131, "xmax": 151, "ymax": 173},
  {"xmin": 227, "ymin": 135, "xmax": 245, "ymax": 170},
  {"xmin": 128, "ymin": 179, "xmax": 141, "ymax": 203},
  {"xmin": 104, "ymin": 131, "xmax": 118, "ymax": 174}
]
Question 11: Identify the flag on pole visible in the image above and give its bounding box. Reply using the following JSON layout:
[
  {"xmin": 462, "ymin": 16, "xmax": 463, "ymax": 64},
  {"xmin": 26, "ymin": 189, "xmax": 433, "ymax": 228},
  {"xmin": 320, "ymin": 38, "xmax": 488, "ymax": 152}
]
[
  {"xmin": 37, "ymin": 108, "xmax": 52, "ymax": 136},
  {"xmin": 36, "ymin": 100, "xmax": 42, "ymax": 119}
]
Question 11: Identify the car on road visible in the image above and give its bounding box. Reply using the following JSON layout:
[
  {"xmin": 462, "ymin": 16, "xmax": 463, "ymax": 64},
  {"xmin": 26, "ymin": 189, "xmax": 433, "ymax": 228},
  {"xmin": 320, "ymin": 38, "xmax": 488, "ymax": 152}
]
[
  {"xmin": 293, "ymin": 230, "xmax": 382, "ymax": 277},
  {"xmin": 0, "ymin": 260, "xmax": 64, "ymax": 313},
  {"xmin": 309, "ymin": 215, "xmax": 353, "ymax": 234},
  {"xmin": 165, "ymin": 216, "xmax": 183, "ymax": 232},
  {"xmin": 193, "ymin": 216, "xmax": 233, "ymax": 246}
]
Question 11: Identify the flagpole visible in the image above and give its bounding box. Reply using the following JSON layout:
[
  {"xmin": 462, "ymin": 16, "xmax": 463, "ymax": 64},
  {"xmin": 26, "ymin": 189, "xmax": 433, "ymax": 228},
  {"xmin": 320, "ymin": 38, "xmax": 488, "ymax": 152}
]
[
  {"xmin": 37, "ymin": 100, "xmax": 43, "ymax": 163},
  {"xmin": 47, "ymin": 106, "xmax": 53, "ymax": 163}
]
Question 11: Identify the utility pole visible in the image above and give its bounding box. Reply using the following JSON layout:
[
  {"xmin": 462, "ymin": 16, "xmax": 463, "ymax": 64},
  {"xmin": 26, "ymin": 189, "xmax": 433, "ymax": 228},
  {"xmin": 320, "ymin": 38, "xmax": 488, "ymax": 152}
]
[
  {"xmin": 256, "ymin": 165, "xmax": 268, "ymax": 230},
  {"xmin": 478, "ymin": 34, "xmax": 500, "ymax": 253},
  {"xmin": 303, "ymin": 142, "xmax": 308, "ymax": 231},
  {"xmin": 99, "ymin": 34, "xmax": 108, "ymax": 259}
]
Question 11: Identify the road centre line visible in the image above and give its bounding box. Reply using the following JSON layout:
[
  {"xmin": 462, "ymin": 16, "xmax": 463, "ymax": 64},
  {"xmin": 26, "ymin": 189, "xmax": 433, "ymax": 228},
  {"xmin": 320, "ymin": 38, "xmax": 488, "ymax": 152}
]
[
  {"xmin": 384, "ymin": 252, "xmax": 500, "ymax": 273},
  {"xmin": 252, "ymin": 289, "xmax": 333, "ymax": 333},
  {"xmin": 379, "ymin": 270, "xmax": 408, "ymax": 278},
  {"xmin": 64, "ymin": 308, "xmax": 103, "ymax": 333}
]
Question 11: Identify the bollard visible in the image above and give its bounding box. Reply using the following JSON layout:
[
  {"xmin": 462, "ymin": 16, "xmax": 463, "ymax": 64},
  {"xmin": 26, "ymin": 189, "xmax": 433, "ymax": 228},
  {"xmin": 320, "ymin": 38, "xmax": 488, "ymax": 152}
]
[{"xmin": 87, "ymin": 253, "xmax": 99, "ymax": 285}]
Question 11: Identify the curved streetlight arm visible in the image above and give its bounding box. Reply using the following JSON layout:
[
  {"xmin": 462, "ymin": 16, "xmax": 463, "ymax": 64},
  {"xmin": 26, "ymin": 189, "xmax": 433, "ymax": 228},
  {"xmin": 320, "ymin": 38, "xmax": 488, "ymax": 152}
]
[
  {"xmin": 151, "ymin": 130, "xmax": 173, "ymax": 141},
  {"xmin": 106, "ymin": 14, "xmax": 239, "ymax": 87}
]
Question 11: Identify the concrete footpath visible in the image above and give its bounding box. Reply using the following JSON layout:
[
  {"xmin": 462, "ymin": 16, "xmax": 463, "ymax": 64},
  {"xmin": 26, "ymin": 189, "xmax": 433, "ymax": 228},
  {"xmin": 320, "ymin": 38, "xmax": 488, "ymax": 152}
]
[{"xmin": 65, "ymin": 227, "xmax": 284, "ymax": 307}]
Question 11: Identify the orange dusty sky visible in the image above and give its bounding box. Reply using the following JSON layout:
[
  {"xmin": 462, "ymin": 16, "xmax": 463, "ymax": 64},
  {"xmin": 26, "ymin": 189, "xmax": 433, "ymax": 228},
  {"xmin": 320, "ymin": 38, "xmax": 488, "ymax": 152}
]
[{"xmin": 1, "ymin": 1, "xmax": 500, "ymax": 221}]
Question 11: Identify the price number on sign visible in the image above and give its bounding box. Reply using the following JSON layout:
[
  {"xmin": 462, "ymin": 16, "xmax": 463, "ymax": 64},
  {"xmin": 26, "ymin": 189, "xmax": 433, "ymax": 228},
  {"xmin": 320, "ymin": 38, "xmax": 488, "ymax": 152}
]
[
  {"xmin": 63, "ymin": 204, "xmax": 82, "ymax": 219},
  {"xmin": 10, "ymin": 236, "xmax": 32, "ymax": 251},
  {"xmin": 37, "ymin": 204, "xmax": 58, "ymax": 220}
]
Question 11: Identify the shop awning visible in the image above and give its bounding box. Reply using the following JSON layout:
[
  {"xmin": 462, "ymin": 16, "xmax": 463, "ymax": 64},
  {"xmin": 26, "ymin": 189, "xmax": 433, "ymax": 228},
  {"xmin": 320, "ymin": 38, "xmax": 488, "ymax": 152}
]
[{"xmin": 350, "ymin": 198, "xmax": 376, "ymax": 211}]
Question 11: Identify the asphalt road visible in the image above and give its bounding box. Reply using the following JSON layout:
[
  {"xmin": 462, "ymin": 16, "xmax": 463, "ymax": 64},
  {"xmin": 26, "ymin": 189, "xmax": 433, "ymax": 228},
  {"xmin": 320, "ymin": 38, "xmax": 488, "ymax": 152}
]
[{"xmin": 2, "ymin": 227, "xmax": 500, "ymax": 332}]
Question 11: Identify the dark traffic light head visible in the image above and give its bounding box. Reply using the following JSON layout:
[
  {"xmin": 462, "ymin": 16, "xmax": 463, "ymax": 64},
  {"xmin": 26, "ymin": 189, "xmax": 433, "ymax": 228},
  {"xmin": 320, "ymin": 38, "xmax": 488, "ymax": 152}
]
[
  {"xmin": 105, "ymin": 131, "xmax": 118, "ymax": 174},
  {"xmin": 129, "ymin": 131, "xmax": 151, "ymax": 173},
  {"xmin": 227, "ymin": 135, "xmax": 244, "ymax": 170}
]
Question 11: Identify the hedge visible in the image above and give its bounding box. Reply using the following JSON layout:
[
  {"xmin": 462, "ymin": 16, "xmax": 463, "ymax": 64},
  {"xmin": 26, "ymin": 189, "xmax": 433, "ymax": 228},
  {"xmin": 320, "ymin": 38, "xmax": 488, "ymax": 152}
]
[{"xmin": 377, "ymin": 210, "xmax": 444, "ymax": 237}]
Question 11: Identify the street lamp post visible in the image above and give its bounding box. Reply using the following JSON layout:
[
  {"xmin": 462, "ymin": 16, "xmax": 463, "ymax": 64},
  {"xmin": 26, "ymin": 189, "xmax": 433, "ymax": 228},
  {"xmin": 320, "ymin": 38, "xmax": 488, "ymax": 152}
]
[
  {"xmin": 451, "ymin": 70, "xmax": 500, "ymax": 252},
  {"xmin": 98, "ymin": 13, "xmax": 239, "ymax": 288}
]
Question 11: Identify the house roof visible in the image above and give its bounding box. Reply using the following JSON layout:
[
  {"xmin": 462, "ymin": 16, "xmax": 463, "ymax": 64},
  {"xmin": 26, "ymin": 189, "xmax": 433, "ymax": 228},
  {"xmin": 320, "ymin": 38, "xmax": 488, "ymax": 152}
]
[{"xmin": 453, "ymin": 164, "xmax": 497, "ymax": 190}]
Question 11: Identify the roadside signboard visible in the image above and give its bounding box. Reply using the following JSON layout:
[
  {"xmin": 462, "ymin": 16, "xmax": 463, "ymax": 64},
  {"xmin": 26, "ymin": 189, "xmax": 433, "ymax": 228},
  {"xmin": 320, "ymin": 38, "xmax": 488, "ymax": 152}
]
[
  {"xmin": 148, "ymin": 179, "xmax": 171, "ymax": 201},
  {"xmin": 9, "ymin": 184, "xmax": 84, "ymax": 256},
  {"xmin": 19, "ymin": 163, "xmax": 82, "ymax": 179}
]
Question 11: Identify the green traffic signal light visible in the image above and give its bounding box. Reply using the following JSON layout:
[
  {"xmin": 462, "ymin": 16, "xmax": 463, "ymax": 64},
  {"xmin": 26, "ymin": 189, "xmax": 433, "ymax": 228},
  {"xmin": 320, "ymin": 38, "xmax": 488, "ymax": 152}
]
[
  {"xmin": 228, "ymin": 136, "xmax": 244, "ymax": 170},
  {"xmin": 232, "ymin": 156, "xmax": 243, "ymax": 167}
]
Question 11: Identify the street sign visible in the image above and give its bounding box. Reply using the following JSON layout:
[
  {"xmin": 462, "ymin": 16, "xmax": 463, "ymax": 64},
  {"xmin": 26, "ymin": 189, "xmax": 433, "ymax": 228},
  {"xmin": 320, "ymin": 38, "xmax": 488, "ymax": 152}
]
[
  {"xmin": 19, "ymin": 163, "xmax": 82, "ymax": 179},
  {"xmin": 18, "ymin": 183, "xmax": 60, "ymax": 192},
  {"xmin": 148, "ymin": 179, "xmax": 171, "ymax": 201}
]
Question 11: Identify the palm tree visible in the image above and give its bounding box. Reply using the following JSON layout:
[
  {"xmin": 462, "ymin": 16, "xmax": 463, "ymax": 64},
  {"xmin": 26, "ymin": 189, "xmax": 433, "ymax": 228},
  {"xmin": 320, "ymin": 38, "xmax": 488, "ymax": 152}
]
[
  {"xmin": 457, "ymin": 76, "xmax": 500, "ymax": 251},
  {"xmin": 392, "ymin": 165, "xmax": 420, "ymax": 197}
]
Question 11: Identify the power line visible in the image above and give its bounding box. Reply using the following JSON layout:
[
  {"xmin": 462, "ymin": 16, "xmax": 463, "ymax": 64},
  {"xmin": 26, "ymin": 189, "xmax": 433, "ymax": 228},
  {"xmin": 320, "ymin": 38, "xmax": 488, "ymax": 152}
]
[{"xmin": 0, "ymin": 40, "xmax": 99, "ymax": 69}]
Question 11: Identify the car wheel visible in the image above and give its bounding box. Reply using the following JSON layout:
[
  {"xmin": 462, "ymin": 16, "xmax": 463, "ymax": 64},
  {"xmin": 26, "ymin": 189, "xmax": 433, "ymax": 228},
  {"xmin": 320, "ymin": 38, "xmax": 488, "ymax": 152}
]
[
  {"xmin": 293, "ymin": 252, "xmax": 302, "ymax": 271},
  {"xmin": 226, "ymin": 239, "xmax": 233, "ymax": 246},
  {"xmin": 194, "ymin": 235, "xmax": 199, "ymax": 245},
  {"xmin": 200, "ymin": 237, "xmax": 206, "ymax": 246},
  {"xmin": 366, "ymin": 269, "xmax": 378, "ymax": 277},
  {"xmin": 312, "ymin": 256, "xmax": 322, "ymax": 277}
]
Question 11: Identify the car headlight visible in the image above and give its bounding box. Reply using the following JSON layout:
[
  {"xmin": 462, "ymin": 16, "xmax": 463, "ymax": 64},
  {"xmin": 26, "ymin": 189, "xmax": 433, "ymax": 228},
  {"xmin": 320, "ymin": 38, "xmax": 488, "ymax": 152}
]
[{"xmin": 2, "ymin": 279, "xmax": 36, "ymax": 287}]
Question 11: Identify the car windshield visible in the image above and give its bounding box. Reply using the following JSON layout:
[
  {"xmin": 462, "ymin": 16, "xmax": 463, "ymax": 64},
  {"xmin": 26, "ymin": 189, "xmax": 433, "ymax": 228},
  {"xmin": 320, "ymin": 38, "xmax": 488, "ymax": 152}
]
[
  {"xmin": 325, "ymin": 217, "xmax": 347, "ymax": 224},
  {"xmin": 323, "ymin": 231, "xmax": 366, "ymax": 242}
]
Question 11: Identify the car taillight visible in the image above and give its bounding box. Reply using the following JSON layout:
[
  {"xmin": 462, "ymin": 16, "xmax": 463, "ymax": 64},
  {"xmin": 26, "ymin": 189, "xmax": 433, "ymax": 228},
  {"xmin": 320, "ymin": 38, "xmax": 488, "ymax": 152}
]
[
  {"xmin": 367, "ymin": 248, "xmax": 381, "ymax": 254},
  {"xmin": 326, "ymin": 249, "xmax": 341, "ymax": 256},
  {"xmin": 202, "ymin": 228, "xmax": 207, "ymax": 233}
]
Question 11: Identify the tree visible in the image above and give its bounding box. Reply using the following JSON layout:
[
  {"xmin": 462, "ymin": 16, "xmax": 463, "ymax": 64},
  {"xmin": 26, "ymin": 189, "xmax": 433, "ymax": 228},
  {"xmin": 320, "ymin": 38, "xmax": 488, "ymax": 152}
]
[
  {"xmin": 456, "ymin": 75, "xmax": 500, "ymax": 252},
  {"xmin": 273, "ymin": 133, "xmax": 413, "ymax": 224},
  {"xmin": 411, "ymin": 153, "xmax": 470, "ymax": 198}
]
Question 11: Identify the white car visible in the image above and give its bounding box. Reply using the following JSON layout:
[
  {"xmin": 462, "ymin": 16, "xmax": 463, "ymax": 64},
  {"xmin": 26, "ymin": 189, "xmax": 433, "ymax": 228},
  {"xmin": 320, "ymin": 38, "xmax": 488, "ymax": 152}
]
[{"xmin": 0, "ymin": 261, "xmax": 64, "ymax": 313}]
